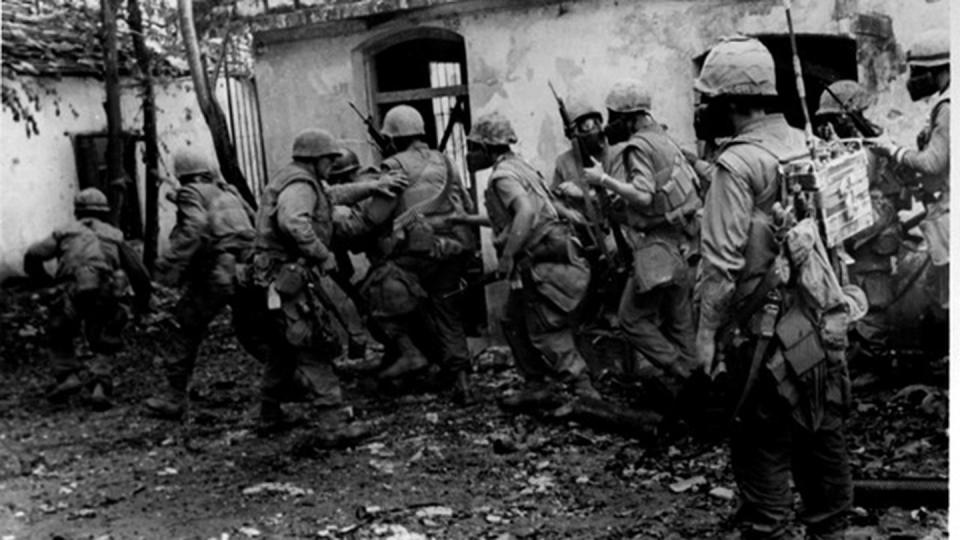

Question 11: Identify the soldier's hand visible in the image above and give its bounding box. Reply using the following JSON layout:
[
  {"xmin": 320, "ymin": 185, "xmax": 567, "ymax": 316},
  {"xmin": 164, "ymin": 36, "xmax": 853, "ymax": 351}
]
[
  {"xmin": 320, "ymin": 255, "xmax": 338, "ymax": 274},
  {"xmin": 583, "ymin": 157, "xmax": 606, "ymax": 186},
  {"xmin": 376, "ymin": 172, "xmax": 409, "ymax": 198},
  {"xmin": 497, "ymin": 253, "xmax": 515, "ymax": 279},
  {"xmin": 864, "ymin": 136, "xmax": 898, "ymax": 158},
  {"xmin": 695, "ymin": 327, "xmax": 717, "ymax": 375}
]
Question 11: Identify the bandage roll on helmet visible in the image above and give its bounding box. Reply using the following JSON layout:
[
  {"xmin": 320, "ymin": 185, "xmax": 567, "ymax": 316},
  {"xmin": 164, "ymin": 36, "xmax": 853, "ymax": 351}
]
[
  {"xmin": 694, "ymin": 35, "xmax": 778, "ymax": 97},
  {"xmin": 172, "ymin": 148, "xmax": 214, "ymax": 178},
  {"xmin": 816, "ymin": 80, "xmax": 876, "ymax": 116},
  {"xmin": 906, "ymin": 29, "xmax": 949, "ymax": 68},
  {"xmin": 380, "ymin": 105, "xmax": 426, "ymax": 138},
  {"xmin": 75, "ymin": 187, "xmax": 110, "ymax": 213},
  {"xmin": 292, "ymin": 128, "xmax": 340, "ymax": 159},
  {"xmin": 604, "ymin": 81, "xmax": 653, "ymax": 113},
  {"xmin": 468, "ymin": 112, "xmax": 518, "ymax": 146}
]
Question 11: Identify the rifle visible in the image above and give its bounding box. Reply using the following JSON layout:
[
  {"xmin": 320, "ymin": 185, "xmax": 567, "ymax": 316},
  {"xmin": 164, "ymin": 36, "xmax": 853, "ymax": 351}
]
[
  {"xmin": 441, "ymin": 271, "xmax": 504, "ymax": 300},
  {"xmin": 548, "ymin": 82, "xmax": 631, "ymax": 269},
  {"xmin": 348, "ymin": 102, "xmax": 390, "ymax": 155},
  {"xmin": 438, "ymin": 96, "xmax": 467, "ymax": 153},
  {"xmin": 820, "ymin": 82, "xmax": 880, "ymax": 138}
]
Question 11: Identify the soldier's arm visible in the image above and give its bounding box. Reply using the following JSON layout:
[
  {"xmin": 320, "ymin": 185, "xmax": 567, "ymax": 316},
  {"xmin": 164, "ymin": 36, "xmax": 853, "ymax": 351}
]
[
  {"xmin": 156, "ymin": 186, "xmax": 207, "ymax": 283},
  {"xmin": 592, "ymin": 148, "xmax": 654, "ymax": 207},
  {"xmin": 895, "ymin": 103, "xmax": 950, "ymax": 178},
  {"xmin": 697, "ymin": 164, "xmax": 753, "ymax": 331},
  {"xmin": 277, "ymin": 181, "xmax": 333, "ymax": 264},
  {"xmin": 494, "ymin": 177, "xmax": 536, "ymax": 261},
  {"xmin": 332, "ymin": 193, "xmax": 399, "ymax": 240},
  {"xmin": 117, "ymin": 240, "xmax": 154, "ymax": 306},
  {"xmin": 23, "ymin": 235, "xmax": 59, "ymax": 281}
]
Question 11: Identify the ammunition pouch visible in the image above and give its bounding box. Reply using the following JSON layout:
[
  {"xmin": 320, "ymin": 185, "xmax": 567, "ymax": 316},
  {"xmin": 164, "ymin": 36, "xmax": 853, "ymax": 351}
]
[
  {"xmin": 274, "ymin": 262, "xmax": 307, "ymax": 298},
  {"xmin": 632, "ymin": 238, "xmax": 686, "ymax": 294},
  {"xmin": 360, "ymin": 261, "xmax": 427, "ymax": 318},
  {"xmin": 73, "ymin": 264, "xmax": 104, "ymax": 293},
  {"xmin": 522, "ymin": 256, "xmax": 591, "ymax": 315}
]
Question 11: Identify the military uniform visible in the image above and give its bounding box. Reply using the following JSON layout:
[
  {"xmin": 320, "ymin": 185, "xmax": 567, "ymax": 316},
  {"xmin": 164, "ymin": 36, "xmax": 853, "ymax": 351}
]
[
  {"xmin": 469, "ymin": 112, "xmax": 597, "ymax": 400},
  {"xmin": 694, "ymin": 37, "xmax": 854, "ymax": 540},
  {"xmin": 24, "ymin": 188, "xmax": 152, "ymax": 409},
  {"xmin": 146, "ymin": 151, "xmax": 259, "ymax": 418},
  {"xmin": 247, "ymin": 130, "xmax": 347, "ymax": 427},
  {"xmin": 603, "ymin": 115, "xmax": 700, "ymax": 383}
]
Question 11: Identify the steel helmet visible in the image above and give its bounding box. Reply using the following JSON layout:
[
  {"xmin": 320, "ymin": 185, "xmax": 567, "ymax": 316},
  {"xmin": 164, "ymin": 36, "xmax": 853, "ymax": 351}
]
[
  {"xmin": 292, "ymin": 128, "xmax": 339, "ymax": 159},
  {"xmin": 468, "ymin": 112, "xmax": 518, "ymax": 146},
  {"xmin": 172, "ymin": 148, "xmax": 213, "ymax": 177},
  {"xmin": 567, "ymin": 97, "xmax": 603, "ymax": 123},
  {"xmin": 380, "ymin": 105, "xmax": 426, "ymax": 138},
  {"xmin": 605, "ymin": 81, "xmax": 652, "ymax": 113},
  {"xmin": 75, "ymin": 187, "xmax": 110, "ymax": 213},
  {"xmin": 694, "ymin": 36, "xmax": 778, "ymax": 97},
  {"xmin": 330, "ymin": 147, "xmax": 360, "ymax": 178},
  {"xmin": 817, "ymin": 80, "xmax": 876, "ymax": 116},
  {"xmin": 907, "ymin": 29, "xmax": 949, "ymax": 68}
]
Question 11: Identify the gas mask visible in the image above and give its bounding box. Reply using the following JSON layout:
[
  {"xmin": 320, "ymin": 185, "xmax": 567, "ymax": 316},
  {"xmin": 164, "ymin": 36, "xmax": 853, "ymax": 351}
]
[
  {"xmin": 574, "ymin": 117, "xmax": 605, "ymax": 157},
  {"xmin": 466, "ymin": 143, "xmax": 494, "ymax": 172},
  {"xmin": 906, "ymin": 69, "xmax": 941, "ymax": 102},
  {"xmin": 694, "ymin": 99, "xmax": 735, "ymax": 141}
]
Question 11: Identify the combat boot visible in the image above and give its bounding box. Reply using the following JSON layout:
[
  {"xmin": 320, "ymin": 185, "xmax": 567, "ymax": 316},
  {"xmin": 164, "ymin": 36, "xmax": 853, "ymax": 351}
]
[
  {"xmin": 144, "ymin": 385, "xmax": 188, "ymax": 420},
  {"xmin": 47, "ymin": 373, "xmax": 85, "ymax": 403},
  {"xmin": 378, "ymin": 335, "xmax": 428, "ymax": 379},
  {"xmin": 500, "ymin": 379, "xmax": 563, "ymax": 409},
  {"xmin": 257, "ymin": 399, "xmax": 301, "ymax": 435},
  {"xmin": 570, "ymin": 375, "xmax": 601, "ymax": 401},
  {"xmin": 452, "ymin": 369, "xmax": 475, "ymax": 405}
]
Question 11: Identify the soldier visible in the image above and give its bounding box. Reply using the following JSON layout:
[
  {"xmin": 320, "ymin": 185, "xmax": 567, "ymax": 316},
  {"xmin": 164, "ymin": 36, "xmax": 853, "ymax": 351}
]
[
  {"xmin": 349, "ymin": 104, "xmax": 476, "ymax": 404},
  {"xmin": 324, "ymin": 147, "xmax": 409, "ymax": 360},
  {"xmin": 143, "ymin": 149, "xmax": 258, "ymax": 419},
  {"xmin": 814, "ymin": 80, "xmax": 882, "ymax": 141},
  {"xmin": 693, "ymin": 36, "xmax": 854, "ymax": 539},
  {"xmin": 467, "ymin": 112, "xmax": 599, "ymax": 401},
  {"xmin": 869, "ymin": 29, "xmax": 950, "ymax": 314},
  {"xmin": 583, "ymin": 81, "xmax": 701, "ymax": 403},
  {"xmin": 24, "ymin": 188, "xmax": 152, "ymax": 410},
  {"xmin": 246, "ymin": 128, "xmax": 367, "ymax": 436},
  {"xmin": 552, "ymin": 98, "xmax": 606, "ymax": 190}
]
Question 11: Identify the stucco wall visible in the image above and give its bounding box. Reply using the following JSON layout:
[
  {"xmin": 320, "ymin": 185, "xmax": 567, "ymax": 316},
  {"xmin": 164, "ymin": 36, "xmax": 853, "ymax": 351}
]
[
  {"xmin": 0, "ymin": 76, "xmax": 218, "ymax": 279},
  {"xmin": 254, "ymin": 0, "xmax": 949, "ymax": 176}
]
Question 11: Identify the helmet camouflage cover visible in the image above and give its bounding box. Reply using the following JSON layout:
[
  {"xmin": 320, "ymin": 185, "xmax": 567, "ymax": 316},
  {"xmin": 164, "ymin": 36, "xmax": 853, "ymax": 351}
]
[
  {"xmin": 468, "ymin": 112, "xmax": 518, "ymax": 146},
  {"xmin": 605, "ymin": 81, "xmax": 652, "ymax": 113},
  {"xmin": 907, "ymin": 29, "xmax": 949, "ymax": 68},
  {"xmin": 75, "ymin": 187, "xmax": 110, "ymax": 213},
  {"xmin": 694, "ymin": 35, "xmax": 778, "ymax": 97},
  {"xmin": 817, "ymin": 80, "xmax": 875, "ymax": 116}
]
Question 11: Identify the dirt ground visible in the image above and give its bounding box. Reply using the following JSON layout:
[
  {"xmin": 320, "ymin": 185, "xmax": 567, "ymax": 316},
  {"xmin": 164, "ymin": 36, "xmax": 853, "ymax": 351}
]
[{"xmin": 0, "ymin": 287, "xmax": 949, "ymax": 540}]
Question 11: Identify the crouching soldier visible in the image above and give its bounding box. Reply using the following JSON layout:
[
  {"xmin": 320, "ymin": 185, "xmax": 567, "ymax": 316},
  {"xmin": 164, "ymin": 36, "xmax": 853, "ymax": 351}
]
[
  {"xmin": 144, "ymin": 149, "xmax": 258, "ymax": 419},
  {"xmin": 467, "ymin": 112, "xmax": 600, "ymax": 403},
  {"xmin": 245, "ymin": 128, "xmax": 371, "ymax": 439},
  {"xmin": 24, "ymin": 188, "xmax": 152, "ymax": 410}
]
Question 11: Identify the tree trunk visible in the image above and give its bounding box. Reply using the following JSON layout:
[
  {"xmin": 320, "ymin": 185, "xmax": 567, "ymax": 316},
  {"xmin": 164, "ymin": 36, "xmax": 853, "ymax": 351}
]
[
  {"xmin": 127, "ymin": 0, "xmax": 159, "ymax": 272},
  {"xmin": 176, "ymin": 0, "xmax": 256, "ymax": 208},
  {"xmin": 101, "ymin": 0, "xmax": 125, "ymax": 227}
]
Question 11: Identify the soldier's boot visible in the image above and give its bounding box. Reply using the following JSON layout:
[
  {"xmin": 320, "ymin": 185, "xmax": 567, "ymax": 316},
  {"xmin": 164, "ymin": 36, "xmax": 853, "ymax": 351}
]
[
  {"xmin": 452, "ymin": 369, "xmax": 475, "ymax": 406},
  {"xmin": 87, "ymin": 355, "xmax": 114, "ymax": 411},
  {"xmin": 570, "ymin": 375, "xmax": 601, "ymax": 401},
  {"xmin": 257, "ymin": 399, "xmax": 301, "ymax": 436},
  {"xmin": 47, "ymin": 373, "xmax": 86, "ymax": 403},
  {"xmin": 144, "ymin": 384, "xmax": 188, "ymax": 420},
  {"xmin": 378, "ymin": 335, "xmax": 429, "ymax": 379},
  {"xmin": 500, "ymin": 379, "xmax": 563, "ymax": 409}
]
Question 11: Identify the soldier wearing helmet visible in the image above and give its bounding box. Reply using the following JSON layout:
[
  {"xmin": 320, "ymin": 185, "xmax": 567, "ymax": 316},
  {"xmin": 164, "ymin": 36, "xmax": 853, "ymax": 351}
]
[
  {"xmin": 245, "ymin": 128, "xmax": 371, "ymax": 440},
  {"xmin": 868, "ymin": 28, "xmax": 950, "ymax": 313},
  {"xmin": 692, "ymin": 36, "xmax": 853, "ymax": 540},
  {"xmin": 23, "ymin": 187, "xmax": 152, "ymax": 411},
  {"xmin": 340, "ymin": 104, "xmax": 476, "ymax": 404},
  {"xmin": 467, "ymin": 111, "xmax": 600, "ymax": 404},
  {"xmin": 144, "ymin": 148, "xmax": 259, "ymax": 419},
  {"xmin": 551, "ymin": 97, "xmax": 606, "ymax": 190},
  {"xmin": 582, "ymin": 80, "xmax": 701, "ymax": 406},
  {"xmin": 814, "ymin": 80, "xmax": 881, "ymax": 140}
]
